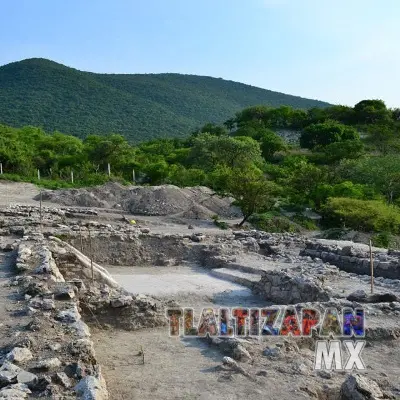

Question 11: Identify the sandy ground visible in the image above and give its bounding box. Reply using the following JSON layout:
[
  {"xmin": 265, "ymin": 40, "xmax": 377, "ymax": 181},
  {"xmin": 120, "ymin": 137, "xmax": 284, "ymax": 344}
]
[
  {"xmin": 108, "ymin": 265, "xmax": 265, "ymax": 308},
  {"xmin": 93, "ymin": 326, "xmax": 400, "ymax": 400}
]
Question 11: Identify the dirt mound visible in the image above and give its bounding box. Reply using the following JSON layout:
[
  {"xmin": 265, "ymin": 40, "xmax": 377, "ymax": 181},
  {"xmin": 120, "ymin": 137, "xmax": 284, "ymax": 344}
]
[{"xmin": 38, "ymin": 182, "xmax": 241, "ymax": 218}]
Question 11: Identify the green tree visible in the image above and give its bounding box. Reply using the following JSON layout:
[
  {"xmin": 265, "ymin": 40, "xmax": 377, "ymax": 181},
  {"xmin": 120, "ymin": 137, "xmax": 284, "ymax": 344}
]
[
  {"xmin": 225, "ymin": 167, "xmax": 281, "ymax": 226},
  {"xmin": 300, "ymin": 122, "xmax": 360, "ymax": 149}
]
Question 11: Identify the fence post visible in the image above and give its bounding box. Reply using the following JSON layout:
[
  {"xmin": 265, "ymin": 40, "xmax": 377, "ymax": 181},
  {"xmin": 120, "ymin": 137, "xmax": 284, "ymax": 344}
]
[
  {"xmin": 0, "ymin": 163, "xmax": 3, "ymax": 175},
  {"xmin": 71, "ymin": 170, "xmax": 74, "ymax": 184},
  {"xmin": 37, "ymin": 169, "xmax": 41, "ymax": 181},
  {"xmin": 39, "ymin": 189, "xmax": 43, "ymax": 232},
  {"xmin": 88, "ymin": 227, "xmax": 94, "ymax": 282},
  {"xmin": 132, "ymin": 168, "xmax": 136, "ymax": 183},
  {"xmin": 107, "ymin": 163, "xmax": 111, "ymax": 177},
  {"xmin": 369, "ymin": 239, "xmax": 374, "ymax": 294}
]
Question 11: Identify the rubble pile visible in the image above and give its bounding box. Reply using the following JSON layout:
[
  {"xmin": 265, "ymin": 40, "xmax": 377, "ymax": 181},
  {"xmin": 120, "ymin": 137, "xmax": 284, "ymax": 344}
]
[{"xmin": 37, "ymin": 182, "xmax": 242, "ymax": 218}]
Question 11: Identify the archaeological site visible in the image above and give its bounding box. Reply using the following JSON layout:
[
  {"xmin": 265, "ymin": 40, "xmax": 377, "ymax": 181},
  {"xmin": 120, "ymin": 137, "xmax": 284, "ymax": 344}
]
[{"xmin": 0, "ymin": 181, "xmax": 399, "ymax": 400}]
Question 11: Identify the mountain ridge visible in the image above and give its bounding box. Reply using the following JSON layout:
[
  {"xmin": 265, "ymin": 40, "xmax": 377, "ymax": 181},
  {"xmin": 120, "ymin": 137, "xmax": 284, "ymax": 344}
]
[{"xmin": 0, "ymin": 58, "xmax": 331, "ymax": 141}]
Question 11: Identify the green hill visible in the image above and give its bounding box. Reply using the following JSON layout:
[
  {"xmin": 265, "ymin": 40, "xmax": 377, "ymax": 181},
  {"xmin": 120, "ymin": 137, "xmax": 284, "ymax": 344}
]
[{"xmin": 0, "ymin": 58, "xmax": 330, "ymax": 142}]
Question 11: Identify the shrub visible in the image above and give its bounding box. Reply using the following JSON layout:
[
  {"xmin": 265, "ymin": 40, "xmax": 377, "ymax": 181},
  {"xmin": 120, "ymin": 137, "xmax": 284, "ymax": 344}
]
[
  {"xmin": 322, "ymin": 197, "xmax": 400, "ymax": 234},
  {"xmin": 249, "ymin": 212, "xmax": 301, "ymax": 233}
]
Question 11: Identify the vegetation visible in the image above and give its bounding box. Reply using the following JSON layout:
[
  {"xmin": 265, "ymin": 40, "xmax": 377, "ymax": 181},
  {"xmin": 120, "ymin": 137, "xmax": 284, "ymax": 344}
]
[
  {"xmin": 0, "ymin": 58, "xmax": 330, "ymax": 142},
  {"xmin": 1, "ymin": 94, "xmax": 400, "ymax": 240}
]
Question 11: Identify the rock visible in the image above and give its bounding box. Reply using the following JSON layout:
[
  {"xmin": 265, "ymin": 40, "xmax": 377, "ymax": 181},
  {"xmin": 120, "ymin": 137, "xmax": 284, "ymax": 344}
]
[
  {"xmin": 318, "ymin": 370, "xmax": 332, "ymax": 379},
  {"xmin": 26, "ymin": 318, "xmax": 41, "ymax": 332},
  {"xmin": 256, "ymin": 370, "xmax": 268, "ymax": 377},
  {"xmin": 190, "ymin": 234, "xmax": 205, "ymax": 242},
  {"xmin": 5, "ymin": 348, "xmax": 33, "ymax": 364},
  {"xmin": 263, "ymin": 347, "xmax": 281, "ymax": 358},
  {"xmin": 340, "ymin": 374, "xmax": 384, "ymax": 399},
  {"xmin": 0, "ymin": 383, "xmax": 31, "ymax": 398},
  {"xmin": 74, "ymin": 376, "xmax": 108, "ymax": 400},
  {"xmin": 110, "ymin": 295, "xmax": 132, "ymax": 308},
  {"xmin": 54, "ymin": 372, "xmax": 71, "ymax": 388},
  {"xmin": 71, "ymin": 320, "xmax": 91, "ymax": 338},
  {"xmin": 31, "ymin": 358, "xmax": 61, "ymax": 371},
  {"xmin": 64, "ymin": 362, "xmax": 84, "ymax": 379},
  {"xmin": 232, "ymin": 344, "xmax": 251, "ymax": 361},
  {"xmin": 48, "ymin": 343, "xmax": 62, "ymax": 352},
  {"xmin": 56, "ymin": 306, "xmax": 80, "ymax": 323},
  {"xmin": 347, "ymin": 290, "xmax": 399, "ymax": 303},
  {"xmin": 33, "ymin": 375, "xmax": 52, "ymax": 391},
  {"xmin": 0, "ymin": 362, "xmax": 22, "ymax": 386},
  {"xmin": 53, "ymin": 283, "xmax": 76, "ymax": 300},
  {"xmin": 188, "ymin": 224, "xmax": 194, "ymax": 229},
  {"xmin": 16, "ymin": 371, "xmax": 38, "ymax": 388},
  {"xmin": 222, "ymin": 357, "xmax": 237, "ymax": 368},
  {"xmin": 67, "ymin": 339, "xmax": 95, "ymax": 363}
]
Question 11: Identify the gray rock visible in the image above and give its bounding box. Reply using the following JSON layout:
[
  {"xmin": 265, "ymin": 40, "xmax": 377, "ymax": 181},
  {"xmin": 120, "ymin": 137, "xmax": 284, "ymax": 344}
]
[
  {"xmin": 0, "ymin": 383, "xmax": 31, "ymax": 398},
  {"xmin": 16, "ymin": 371, "xmax": 38, "ymax": 388},
  {"xmin": 74, "ymin": 376, "xmax": 108, "ymax": 400},
  {"xmin": 53, "ymin": 283, "xmax": 75, "ymax": 300},
  {"xmin": 110, "ymin": 295, "xmax": 132, "ymax": 308},
  {"xmin": 5, "ymin": 348, "xmax": 33, "ymax": 364},
  {"xmin": 31, "ymin": 358, "xmax": 61, "ymax": 371},
  {"xmin": 54, "ymin": 372, "xmax": 71, "ymax": 388},
  {"xmin": 340, "ymin": 374, "xmax": 384, "ymax": 399},
  {"xmin": 263, "ymin": 347, "xmax": 281, "ymax": 358}
]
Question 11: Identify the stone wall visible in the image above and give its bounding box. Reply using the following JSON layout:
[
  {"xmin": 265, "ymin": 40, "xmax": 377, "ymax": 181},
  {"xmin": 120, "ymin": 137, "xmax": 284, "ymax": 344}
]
[
  {"xmin": 301, "ymin": 240, "xmax": 400, "ymax": 279},
  {"xmin": 252, "ymin": 269, "xmax": 330, "ymax": 304}
]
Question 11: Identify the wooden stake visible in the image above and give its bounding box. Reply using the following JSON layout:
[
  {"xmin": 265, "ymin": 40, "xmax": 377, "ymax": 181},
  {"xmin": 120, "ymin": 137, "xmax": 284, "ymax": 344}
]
[
  {"xmin": 71, "ymin": 170, "xmax": 74, "ymax": 184},
  {"xmin": 79, "ymin": 224, "xmax": 83, "ymax": 252},
  {"xmin": 37, "ymin": 169, "xmax": 41, "ymax": 181},
  {"xmin": 132, "ymin": 168, "xmax": 136, "ymax": 183},
  {"xmin": 369, "ymin": 239, "xmax": 374, "ymax": 294},
  {"xmin": 107, "ymin": 163, "xmax": 111, "ymax": 177},
  {"xmin": 88, "ymin": 227, "xmax": 94, "ymax": 282},
  {"xmin": 39, "ymin": 190, "xmax": 43, "ymax": 231},
  {"xmin": 0, "ymin": 162, "xmax": 3, "ymax": 174}
]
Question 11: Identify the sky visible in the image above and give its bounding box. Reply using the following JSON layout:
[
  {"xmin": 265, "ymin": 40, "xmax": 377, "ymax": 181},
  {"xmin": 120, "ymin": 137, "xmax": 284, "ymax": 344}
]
[{"xmin": 1, "ymin": 0, "xmax": 399, "ymax": 107}]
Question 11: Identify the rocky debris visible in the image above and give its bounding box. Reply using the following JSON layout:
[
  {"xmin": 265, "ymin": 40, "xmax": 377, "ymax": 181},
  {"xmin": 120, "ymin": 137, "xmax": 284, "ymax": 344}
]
[
  {"xmin": 5, "ymin": 348, "xmax": 33, "ymax": 364},
  {"xmin": 38, "ymin": 182, "xmax": 241, "ymax": 218},
  {"xmin": 253, "ymin": 269, "xmax": 330, "ymax": 304},
  {"xmin": 340, "ymin": 374, "xmax": 386, "ymax": 399}
]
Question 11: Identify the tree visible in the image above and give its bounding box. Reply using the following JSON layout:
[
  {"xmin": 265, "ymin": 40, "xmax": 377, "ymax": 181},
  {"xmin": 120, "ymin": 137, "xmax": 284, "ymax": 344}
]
[
  {"xmin": 259, "ymin": 130, "xmax": 287, "ymax": 161},
  {"xmin": 225, "ymin": 167, "xmax": 281, "ymax": 226},
  {"xmin": 337, "ymin": 156, "xmax": 400, "ymax": 203},
  {"xmin": 320, "ymin": 140, "xmax": 365, "ymax": 163},
  {"xmin": 188, "ymin": 133, "xmax": 262, "ymax": 171},
  {"xmin": 300, "ymin": 122, "xmax": 360, "ymax": 149},
  {"xmin": 353, "ymin": 99, "xmax": 391, "ymax": 124}
]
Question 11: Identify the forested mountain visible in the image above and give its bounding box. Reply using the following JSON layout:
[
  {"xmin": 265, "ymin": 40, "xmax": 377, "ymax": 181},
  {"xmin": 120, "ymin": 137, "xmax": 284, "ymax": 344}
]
[{"xmin": 0, "ymin": 58, "xmax": 330, "ymax": 141}]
